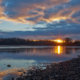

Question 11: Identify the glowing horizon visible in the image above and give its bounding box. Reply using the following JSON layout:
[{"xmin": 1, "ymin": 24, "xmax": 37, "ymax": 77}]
[{"xmin": 53, "ymin": 39, "xmax": 64, "ymax": 43}]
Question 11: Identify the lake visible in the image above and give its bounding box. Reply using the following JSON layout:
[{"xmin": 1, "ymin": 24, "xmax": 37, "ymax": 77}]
[{"xmin": 0, "ymin": 46, "xmax": 80, "ymax": 71}]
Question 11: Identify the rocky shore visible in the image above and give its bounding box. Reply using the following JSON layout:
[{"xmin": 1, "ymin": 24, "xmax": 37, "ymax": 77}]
[{"xmin": 3, "ymin": 56, "xmax": 80, "ymax": 80}]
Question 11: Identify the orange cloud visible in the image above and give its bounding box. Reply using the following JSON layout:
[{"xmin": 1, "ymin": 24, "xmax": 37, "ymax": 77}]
[
  {"xmin": 0, "ymin": 0, "xmax": 80, "ymax": 24},
  {"xmin": 41, "ymin": 5, "xmax": 80, "ymax": 23}
]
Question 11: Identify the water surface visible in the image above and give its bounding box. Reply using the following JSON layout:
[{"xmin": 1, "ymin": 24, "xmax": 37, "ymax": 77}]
[{"xmin": 0, "ymin": 46, "xmax": 80, "ymax": 71}]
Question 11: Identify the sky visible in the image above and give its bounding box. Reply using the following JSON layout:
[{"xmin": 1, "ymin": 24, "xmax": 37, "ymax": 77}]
[{"xmin": 0, "ymin": 0, "xmax": 80, "ymax": 40}]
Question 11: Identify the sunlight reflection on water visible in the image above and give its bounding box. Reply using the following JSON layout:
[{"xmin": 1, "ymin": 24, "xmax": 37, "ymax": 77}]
[{"xmin": 0, "ymin": 46, "xmax": 80, "ymax": 71}]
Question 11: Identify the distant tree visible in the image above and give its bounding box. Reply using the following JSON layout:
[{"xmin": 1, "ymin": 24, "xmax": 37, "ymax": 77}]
[
  {"xmin": 74, "ymin": 40, "xmax": 80, "ymax": 46},
  {"xmin": 64, "ymin": 38, "xmax": 72, "ymax": 43}
]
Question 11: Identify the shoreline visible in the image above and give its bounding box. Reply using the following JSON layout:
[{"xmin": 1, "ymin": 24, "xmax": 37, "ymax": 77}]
[
  {"xmin": 17, "ymin": 56, "xmax": 80, "ymax": 80},
  {"xmin": 1, "ymin": 56, "xmax": 80, "ymax": 80},
  {"xmin": 0, "ymin": 45, "xmax": 80, "ymax": 49}
]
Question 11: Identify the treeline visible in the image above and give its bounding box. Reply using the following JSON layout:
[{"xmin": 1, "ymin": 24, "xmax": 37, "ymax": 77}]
[
  {"xmin": 63, "ymin": 38, "xmax": 80, "ymax": 46},
  {"xmin": 0, "ymin": 38, "xmax": 80, "ymax": 46},
  {"xmin": 0, "ymin": 38, "xmax": 56, "ymax": 46}
]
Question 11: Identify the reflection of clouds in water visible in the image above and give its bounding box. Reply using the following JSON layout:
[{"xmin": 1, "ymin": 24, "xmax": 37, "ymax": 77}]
[
  {"xmin": 0, "ymin": 46, "xmax": 80, "ymax": 71},
  {"xmin": 0, "ymin": 59, "xmax": 36, "ymax": 71},
  {"xmin": 0, "ymin": 46, "xmax": 80, "ymax": 60}
]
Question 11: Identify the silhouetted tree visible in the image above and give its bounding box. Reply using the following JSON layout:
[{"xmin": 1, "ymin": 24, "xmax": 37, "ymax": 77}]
[{"xmin": 64, "ymin": 38, "xmax": 72, "ymax": 43}]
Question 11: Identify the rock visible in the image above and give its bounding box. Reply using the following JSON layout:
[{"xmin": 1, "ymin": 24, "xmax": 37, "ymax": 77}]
[{"xmin": 7, "ymin": 64, "xmax": 11, "ymax": 67}]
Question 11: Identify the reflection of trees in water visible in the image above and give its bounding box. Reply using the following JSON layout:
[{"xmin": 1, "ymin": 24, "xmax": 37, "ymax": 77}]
[
  {"xmin": 64, "ymin": 48, "xmax": 72, "ymax": 54},
  {"xmin": 52, "ymin": 46, "xmax": 80, "ymax": 55},
  {"xmin": 0, "ymin": 47, "xmax": 80, "ymax": 55},
  {"xmin": 0, "ymin": 48, "xmax": 27, "ymax": 53},
  {"xmin": 64, "ymin": 47, "xmax": 80, "ymax": 54},
  {"xmin": 0, "ymin": 48, "xmax": 51, "ymax": 54}
]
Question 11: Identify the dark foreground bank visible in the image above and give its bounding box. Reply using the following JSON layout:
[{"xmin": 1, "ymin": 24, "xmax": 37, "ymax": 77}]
[{"xmin": 6, "ymin": 56, "xmax": 80, "ymax": 80}]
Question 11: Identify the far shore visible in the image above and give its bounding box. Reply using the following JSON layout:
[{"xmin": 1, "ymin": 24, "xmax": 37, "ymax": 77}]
[
  {"xmin": 0, "ymin": 38, "xmax": 80, "ymax": 46},
  {"xmin": 0, "ymin": 45, "xmax": 80, "ymax": 47}
]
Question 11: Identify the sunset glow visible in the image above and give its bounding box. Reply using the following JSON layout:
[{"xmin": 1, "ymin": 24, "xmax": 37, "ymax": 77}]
[{"xmin": 54, "ymin": 39, "xmax": 63, "ymax": 43}]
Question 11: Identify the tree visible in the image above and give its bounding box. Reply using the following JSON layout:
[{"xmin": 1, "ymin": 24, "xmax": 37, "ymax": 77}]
[{"xmin": 64, "ymin": 38, "xmax": 72, "ymax": 43}]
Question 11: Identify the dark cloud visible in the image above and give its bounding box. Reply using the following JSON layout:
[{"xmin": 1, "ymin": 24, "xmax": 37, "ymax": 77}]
[
  {"xmin": 0, "ymin": 21, "xmax": 80, "ymax": 39},
  {"xmin": 69, "ymin": 0, "xmax": 80, "ymax": 6},
  {"xmin": 1, "ymin": 0, "xmax": 80, "ymax": 23}
]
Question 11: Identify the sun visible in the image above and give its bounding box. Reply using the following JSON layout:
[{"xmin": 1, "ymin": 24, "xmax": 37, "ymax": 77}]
[
  {"xmin": 56, "ymin": 40, "xmax": 63, "ymax": 43},
  {"xmin": 54, "ymin": 39, "xmax": 63, "ymax": 43}
]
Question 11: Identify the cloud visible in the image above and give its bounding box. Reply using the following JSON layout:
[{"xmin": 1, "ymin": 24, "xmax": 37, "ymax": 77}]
[
  {"xmin": 0, "ymin": 21, "xmax": 80, "ymax": 39},
  {"xmin": 0, "ymin": 0, "xmax": 76, "ymax": 24},
  {"xmin": 0, "ymin": 0, "xmax": 80, "ymax": 40},
  {"xmin": 0, "ymin": 0, "xmax": 5, "ymax": 20},
  {"xmin": 42, "ymin": 5, "xmax": 80, "ymax": 24}
]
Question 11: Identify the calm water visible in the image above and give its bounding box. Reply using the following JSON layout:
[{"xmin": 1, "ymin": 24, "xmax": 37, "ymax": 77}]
[{"xmin": 0, "ymin": 46, "xmax": 80, "ymax": 71}]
